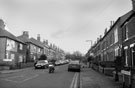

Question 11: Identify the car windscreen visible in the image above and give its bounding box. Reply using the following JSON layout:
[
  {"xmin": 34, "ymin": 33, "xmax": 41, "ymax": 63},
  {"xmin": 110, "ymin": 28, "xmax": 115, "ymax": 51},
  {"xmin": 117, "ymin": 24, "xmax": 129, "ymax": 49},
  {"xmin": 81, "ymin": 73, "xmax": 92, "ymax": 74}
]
[{"xmin": 37, "ymin": 60, "xmax": 46, "ymax": 63}]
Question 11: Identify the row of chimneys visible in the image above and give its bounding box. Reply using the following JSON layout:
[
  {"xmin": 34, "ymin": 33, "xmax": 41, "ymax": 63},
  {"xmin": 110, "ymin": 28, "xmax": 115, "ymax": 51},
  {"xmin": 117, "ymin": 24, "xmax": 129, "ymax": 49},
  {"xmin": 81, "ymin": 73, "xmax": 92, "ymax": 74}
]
[
  {"xmin": 0, "ymin": 19, "xmax": 51, "ymax": 46},
  {"xmin": 22, "ymin": 31, "xmax": 48, "ymax": 45},
  {"xmin": 103, "ymin": 0, "xmax": 135, "ymax": 35}
]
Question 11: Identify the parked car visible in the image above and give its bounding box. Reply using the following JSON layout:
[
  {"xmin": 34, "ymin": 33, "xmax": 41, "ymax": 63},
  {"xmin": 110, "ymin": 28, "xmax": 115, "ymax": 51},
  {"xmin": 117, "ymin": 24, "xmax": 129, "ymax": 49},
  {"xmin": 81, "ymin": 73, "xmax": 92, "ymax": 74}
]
[
  {"xmin": 55, "ymin": 61, "xmax": 61, "ymax": 66},
  {"xmin": 68, "ymin": 60, "xmax": 81, "ymax": 72},
  {"xmin": 34, "ymin": 60, "xmax": 48, "ymax": 69}
]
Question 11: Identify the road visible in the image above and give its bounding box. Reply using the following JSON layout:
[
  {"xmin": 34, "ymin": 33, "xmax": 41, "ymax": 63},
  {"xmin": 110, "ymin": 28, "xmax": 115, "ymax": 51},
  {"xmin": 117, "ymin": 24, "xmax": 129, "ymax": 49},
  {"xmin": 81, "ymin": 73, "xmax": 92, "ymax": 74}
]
[{"xmin": 0, "ymin": 64, "xmax": 80, "ymax": 88}]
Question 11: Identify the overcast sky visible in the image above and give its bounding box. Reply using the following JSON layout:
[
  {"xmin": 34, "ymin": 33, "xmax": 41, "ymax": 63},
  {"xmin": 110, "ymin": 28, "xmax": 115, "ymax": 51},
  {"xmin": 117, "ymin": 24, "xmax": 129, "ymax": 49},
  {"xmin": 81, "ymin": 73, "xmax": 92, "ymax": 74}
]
[{"xmin": 0, "ymin": 0, "xmax": 132, "ymax": 54}]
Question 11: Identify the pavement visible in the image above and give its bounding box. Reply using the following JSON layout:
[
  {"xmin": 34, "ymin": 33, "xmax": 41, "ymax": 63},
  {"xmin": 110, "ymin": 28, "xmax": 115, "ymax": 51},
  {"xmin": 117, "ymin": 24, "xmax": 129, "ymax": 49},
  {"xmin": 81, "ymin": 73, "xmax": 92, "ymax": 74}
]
[{"xmin": 80, "ymin": 65, "xmax": 122, "ymax": 88}]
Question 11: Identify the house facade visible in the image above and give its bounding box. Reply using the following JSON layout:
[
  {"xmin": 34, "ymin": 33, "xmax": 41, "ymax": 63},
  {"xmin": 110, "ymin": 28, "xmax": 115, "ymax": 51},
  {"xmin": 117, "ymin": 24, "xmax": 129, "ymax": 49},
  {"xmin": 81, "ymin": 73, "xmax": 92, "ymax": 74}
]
[
  {"xmin": 120, "ymin": 10, "xmax": 135, "ymax": 88},
  {"xmin": 30, "ymin": 37, "xmax": 44, "ymax": 60},
  {"xmin": 0, "ymin": 19, "xmax": 26, "ymax": 69}
]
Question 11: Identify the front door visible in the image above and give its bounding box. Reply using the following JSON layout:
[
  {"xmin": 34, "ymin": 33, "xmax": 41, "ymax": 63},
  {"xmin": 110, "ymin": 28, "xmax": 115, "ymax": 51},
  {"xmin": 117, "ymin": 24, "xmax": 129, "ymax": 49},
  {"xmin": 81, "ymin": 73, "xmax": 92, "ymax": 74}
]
[{"xmin": 130, "ymin": 45, "xmax": 135, "ymax": 88}]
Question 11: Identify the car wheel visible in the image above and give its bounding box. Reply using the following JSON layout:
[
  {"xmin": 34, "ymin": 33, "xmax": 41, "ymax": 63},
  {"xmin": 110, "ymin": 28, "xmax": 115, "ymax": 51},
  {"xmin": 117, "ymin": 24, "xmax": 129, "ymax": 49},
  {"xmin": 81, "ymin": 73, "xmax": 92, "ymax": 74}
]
[
  {"xmin": 68, "ymin": 69, "xmax": 70, "ymax": 71},
  {"xmin": 35, "ymin": 67, "xmax": 37, "ymax": 69}
]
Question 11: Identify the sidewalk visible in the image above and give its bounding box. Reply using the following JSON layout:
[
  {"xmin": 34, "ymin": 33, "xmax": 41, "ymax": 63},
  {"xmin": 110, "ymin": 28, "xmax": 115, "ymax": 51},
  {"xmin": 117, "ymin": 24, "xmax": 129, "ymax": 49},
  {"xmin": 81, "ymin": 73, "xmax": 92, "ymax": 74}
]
[
  {"xmin": 0, "ymin": 67, "xmax": 33, "ymax": 74},
  {"xmin": 80, "ymin": 67, "xmax": 122, "ymax": 88}
]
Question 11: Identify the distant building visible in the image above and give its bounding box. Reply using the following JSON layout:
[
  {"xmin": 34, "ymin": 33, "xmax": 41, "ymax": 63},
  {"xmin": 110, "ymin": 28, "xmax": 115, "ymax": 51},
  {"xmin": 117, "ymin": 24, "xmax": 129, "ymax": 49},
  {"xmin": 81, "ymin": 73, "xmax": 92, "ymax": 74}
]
[{"xmin": 30, "ymin": 36, "xmax": 44, "ymax": 60}]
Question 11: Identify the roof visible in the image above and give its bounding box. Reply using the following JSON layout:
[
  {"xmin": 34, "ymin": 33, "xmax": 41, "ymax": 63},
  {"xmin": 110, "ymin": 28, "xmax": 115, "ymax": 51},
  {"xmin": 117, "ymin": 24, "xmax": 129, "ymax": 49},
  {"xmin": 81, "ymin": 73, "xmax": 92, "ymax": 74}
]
[
  {"xmin": 120, "ymin": 10, "xmax": 135, "ymax": 27},
  {"xmin": 100, "ymin": 10, "xmax": 135, "ymax": 42},
  {"xmin": 0, "ymin": 28, "xmax": 25, "ymax": 44},
  {"xmin": 18, "ymin": 35, "xmax": 32, "ymax": 43},
  {"xmin": 30, "ymin": 38, "xmax": 44, "ymax": 48}
]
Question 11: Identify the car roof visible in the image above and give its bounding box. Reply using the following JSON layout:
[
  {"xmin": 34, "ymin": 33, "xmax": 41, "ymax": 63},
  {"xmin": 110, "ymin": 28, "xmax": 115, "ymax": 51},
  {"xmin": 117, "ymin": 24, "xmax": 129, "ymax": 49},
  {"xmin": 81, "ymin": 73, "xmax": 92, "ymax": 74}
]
[{"xmin": 69, "ymin": 61, "xmax": 80, "ymax": 64}]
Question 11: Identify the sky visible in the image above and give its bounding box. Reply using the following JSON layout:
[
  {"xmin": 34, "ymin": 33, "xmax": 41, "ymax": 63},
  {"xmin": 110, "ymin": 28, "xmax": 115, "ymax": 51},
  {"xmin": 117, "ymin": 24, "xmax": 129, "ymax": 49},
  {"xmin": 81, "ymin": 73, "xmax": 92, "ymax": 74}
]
[{"xmin": 0, "ymin": 0, "xmax": 132, "ymax": 54}]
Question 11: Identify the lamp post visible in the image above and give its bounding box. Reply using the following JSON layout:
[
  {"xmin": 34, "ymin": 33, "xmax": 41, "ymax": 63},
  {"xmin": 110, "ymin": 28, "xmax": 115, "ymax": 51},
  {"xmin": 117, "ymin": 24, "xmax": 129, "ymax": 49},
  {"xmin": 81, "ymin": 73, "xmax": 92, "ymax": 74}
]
[
  {"xmin": 86, "ymin": 40, "xmax": 93, "ymax": 67},
  {"xmin": 86, "ymin": 40, "xmax": 93, "ymax": 48}
]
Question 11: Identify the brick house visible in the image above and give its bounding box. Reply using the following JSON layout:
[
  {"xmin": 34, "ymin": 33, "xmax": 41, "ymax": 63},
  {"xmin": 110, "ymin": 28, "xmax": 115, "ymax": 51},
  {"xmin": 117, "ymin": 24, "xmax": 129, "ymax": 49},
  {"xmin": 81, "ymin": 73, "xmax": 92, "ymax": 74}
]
[
  {"xmin": 100, "ymin": 19, "xmax": 122, "ymax": 62},
  {"xmin": 120, "ymin": 8, "xmax": 135, "ymax": 88},
  {"xmin": 18, "ymin": 31, "xmax": 40, "ymax": 62},
  {"xmin": 0, "ymin": 19, "xmax": 26, "ymax": 69},
  {"xmin": 30, "ymin": 36, "xmax": 44, "ymax": 60}
]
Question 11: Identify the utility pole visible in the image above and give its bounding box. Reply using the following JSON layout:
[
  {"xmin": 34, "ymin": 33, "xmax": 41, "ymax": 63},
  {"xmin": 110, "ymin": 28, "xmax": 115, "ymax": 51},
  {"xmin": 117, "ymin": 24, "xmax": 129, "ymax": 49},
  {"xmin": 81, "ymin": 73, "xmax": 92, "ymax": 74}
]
[{"xmin": 86, "ymin": 40, "xmax": 93, "ymax": 48}]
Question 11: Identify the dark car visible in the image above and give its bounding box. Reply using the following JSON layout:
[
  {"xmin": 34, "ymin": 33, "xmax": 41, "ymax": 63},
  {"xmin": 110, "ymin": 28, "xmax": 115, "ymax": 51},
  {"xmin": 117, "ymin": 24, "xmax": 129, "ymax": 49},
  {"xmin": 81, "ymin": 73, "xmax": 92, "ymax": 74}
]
[
  {"xmin": 34, "ymin": 60, "xmax": 48, "ymax": 69},
  {"xmin": 68, "ymin": 60, "xmax": 81, "ymax": 72}
]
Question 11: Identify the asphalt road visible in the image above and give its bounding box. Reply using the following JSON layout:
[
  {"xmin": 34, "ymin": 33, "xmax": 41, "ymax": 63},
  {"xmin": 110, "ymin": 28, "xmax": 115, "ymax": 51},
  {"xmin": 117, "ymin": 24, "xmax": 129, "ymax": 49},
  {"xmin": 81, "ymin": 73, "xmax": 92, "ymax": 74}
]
[{"xmin": 0, "ymin": 64, "xmax": 80, "ymax": 88}]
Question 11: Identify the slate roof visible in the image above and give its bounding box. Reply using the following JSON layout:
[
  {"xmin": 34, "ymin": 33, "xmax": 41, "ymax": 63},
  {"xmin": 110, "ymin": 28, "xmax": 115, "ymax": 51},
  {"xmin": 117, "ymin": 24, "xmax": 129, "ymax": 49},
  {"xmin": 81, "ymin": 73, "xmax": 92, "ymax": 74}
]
[
  {"xmin": 30, "ymin": 38, "xmax": 44, "ymax": 48},
  {"xmin": 120, "ymin": 10, "xmax": 135, "ymax": 26},
  {"xmin": 18, "ymin": 35, "xmax": 32, "ymax": 43},
  {"xmin": 0, "ymin": 28, "xmax": 25, "ymax": 44}
]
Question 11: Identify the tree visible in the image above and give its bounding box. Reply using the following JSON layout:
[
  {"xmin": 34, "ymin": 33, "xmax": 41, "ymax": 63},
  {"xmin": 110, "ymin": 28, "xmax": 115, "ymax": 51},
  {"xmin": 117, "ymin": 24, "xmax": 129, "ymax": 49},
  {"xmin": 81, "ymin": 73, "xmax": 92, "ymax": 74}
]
[
  {"xmin": 38, "ymin": 54, "xmax": 47, "ymax": 60},
  {"xmin": 65, "ymin": 51, "xmax": 84, "ymax": 61}
]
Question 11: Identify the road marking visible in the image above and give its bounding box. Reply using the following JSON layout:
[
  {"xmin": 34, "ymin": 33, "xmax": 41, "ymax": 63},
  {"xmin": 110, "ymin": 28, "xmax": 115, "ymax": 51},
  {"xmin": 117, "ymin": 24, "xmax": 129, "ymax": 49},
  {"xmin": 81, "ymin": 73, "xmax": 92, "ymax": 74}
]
[
  {"xmin": 20, "ymin": 74, "xmax": 39, "ymax": 83},
  {"xmin": 74, "ymin": 73, "xmax": 78, "ymax": 88},
  {"xmin": 1, "ymin": 74, "xmax": 39, "ymax": 83},
  {"xmin": 3, "ymin": 75, "xmax": 24, "ymax": 79},
  {"xmin": 70, "ymin": 73, "xmax": 79, "ymax": 88},
  {"xmin": 70, "ymin": 73, "xmax": 77, "ymax": 88}
]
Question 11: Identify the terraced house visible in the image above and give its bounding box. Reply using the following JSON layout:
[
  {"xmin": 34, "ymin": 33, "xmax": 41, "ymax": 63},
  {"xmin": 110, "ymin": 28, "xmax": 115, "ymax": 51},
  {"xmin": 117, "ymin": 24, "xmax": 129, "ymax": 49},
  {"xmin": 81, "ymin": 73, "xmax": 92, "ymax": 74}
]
[
  {"xmin": 120, "ymin": 3, "xmax": 135, "ymax": 87},
  {"xmin": 18, "ymin": 32, "xmax": 44, "ymax": 62},
  {"xmin": 0, "ymin": 19, "xmax": 27, "ymax": 69},
  {"xmin": 86, "ymin": 0, "xmax": 135, "ymax": 87}
]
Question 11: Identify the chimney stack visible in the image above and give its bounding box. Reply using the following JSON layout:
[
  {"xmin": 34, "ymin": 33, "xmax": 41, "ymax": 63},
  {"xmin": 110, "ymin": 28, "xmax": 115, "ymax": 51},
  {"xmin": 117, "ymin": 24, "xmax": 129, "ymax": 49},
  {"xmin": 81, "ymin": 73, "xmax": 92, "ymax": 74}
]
[
  {"xmin": 37, "ymin": 34, "xmax": 40, "ymax": 41},
  {"xmin": 43, "ymin": 39, "xmax": 48, "ymax": 45},
  {"xmin": 100, "ymin": 35, "xmax": 102, "ymax": 40},
  {"xmin": 43, "ymin": 39, "xmax": 46, "ymax": 44},
  {"xmin": 46, "ymin": 40, "xmax": 48, "ymax": 45},
  {"xmin": 110, "ymin": 21, "xmax": 113, "ymax": 28},
  {"xmin": 104, "ymin": 28, "xmax": 107, "ymax": 35},
  {"xmin": 132, "ymin": 0, "xmax": 135, "ymax": 10},
  {"xmin": 23, "ymin": 31, "xmax": 29, "ymax": 38},
  {"xmin": 0, "ymin": 19, "xmax": 5, "ymax": 29}
]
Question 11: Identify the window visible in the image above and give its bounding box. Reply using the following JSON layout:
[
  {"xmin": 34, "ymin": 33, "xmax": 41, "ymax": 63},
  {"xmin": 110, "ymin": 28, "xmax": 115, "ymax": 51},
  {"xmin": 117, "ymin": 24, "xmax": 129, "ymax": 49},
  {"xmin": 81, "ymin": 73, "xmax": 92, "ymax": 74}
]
[
  {"xmin": 19, "ymin": 43, "xmax": 23, "ymax": 50},
  {"xmin": 130, "ymin": 44, "xmax": 135, "ymax": 67},
  {"xmin": 124, "ymin": 47, "xmax": 128, "ymax": 66},
  {"xmin": 37, "ymin": 48, "xmax": 41, "ymax": 53},
  {"xmin": 6, "ymin": 39, "xmax": 17, "ymax": 52},
  {"xmin": 125, "ymin": 25, "xmax": 128, "ymax": 40},
  {"xmin": 4, "ymin": 51, "xmax": 14, "ymax": 61},
  {"xmin": 115, "ymin": 47, "xmax": 119, "ymax": 56},
  {"xmin": 114, "ymin": 27, "xmax": 118, "ymax": 43}
]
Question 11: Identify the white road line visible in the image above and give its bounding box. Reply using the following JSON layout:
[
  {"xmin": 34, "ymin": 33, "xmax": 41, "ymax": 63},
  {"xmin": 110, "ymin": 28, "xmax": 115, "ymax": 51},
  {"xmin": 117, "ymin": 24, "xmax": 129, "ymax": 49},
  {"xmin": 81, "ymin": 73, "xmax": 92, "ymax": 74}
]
[
  {"xmin": 70, "ymin": 73, "xmax": 78, "ymax": 88},
  {"xmin": 3, "ymin": 75, "xmax": 23, "ymax": 79},
  {"xmin": 20, "ymin": 74, "xmax": 39, "ymax": 83},
  {"xmin": 1, "ymin": 74, "xmax": 39, "ymax": 83},
  {"xmin": 74, "ymin": 73, "xmax": 78, "ymax": 88},
  {"xmin": 70, "ymin": 73, "xmax": 77, "ymax": 88}
]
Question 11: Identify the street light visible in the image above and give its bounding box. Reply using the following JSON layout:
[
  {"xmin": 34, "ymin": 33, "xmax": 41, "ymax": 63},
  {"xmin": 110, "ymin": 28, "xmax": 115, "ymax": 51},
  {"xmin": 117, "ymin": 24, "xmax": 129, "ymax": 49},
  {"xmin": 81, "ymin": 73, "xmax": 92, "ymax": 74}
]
[{"xmin": 86, "ymin": 40, "xmax": 93, "ymax": 48}]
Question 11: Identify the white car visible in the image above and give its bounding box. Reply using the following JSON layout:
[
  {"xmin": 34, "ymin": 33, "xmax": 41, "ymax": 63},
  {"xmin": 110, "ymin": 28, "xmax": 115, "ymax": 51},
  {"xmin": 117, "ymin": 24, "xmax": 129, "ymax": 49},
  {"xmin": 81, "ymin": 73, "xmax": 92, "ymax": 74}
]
[
  {"xmin": 55, "ymin": 61, "xmax": 61, "ymax": 66},
  {"xmin": 34, "ymin": 60, "xmax": 48, "ymax": 69}
]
